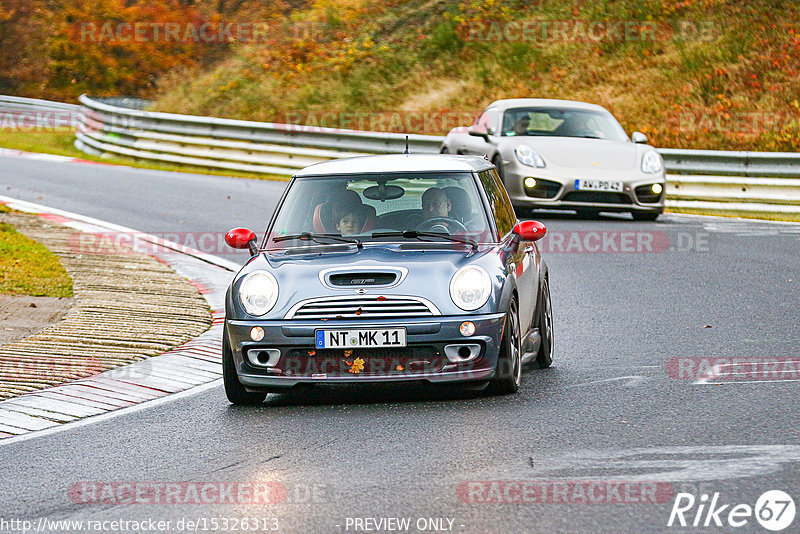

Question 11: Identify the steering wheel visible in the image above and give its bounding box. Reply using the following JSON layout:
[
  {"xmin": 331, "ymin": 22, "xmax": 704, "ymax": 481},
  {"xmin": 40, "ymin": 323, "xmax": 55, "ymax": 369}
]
[{"xmin": 416, "ymin": 217, "xmax": 469, "ymax": 234}]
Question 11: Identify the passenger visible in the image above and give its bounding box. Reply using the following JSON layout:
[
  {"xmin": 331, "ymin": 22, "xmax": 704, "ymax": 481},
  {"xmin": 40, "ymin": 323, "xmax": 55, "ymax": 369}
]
[{"xmin": 336, "ymin": 206, "xmax": 366, "ymax": 235}]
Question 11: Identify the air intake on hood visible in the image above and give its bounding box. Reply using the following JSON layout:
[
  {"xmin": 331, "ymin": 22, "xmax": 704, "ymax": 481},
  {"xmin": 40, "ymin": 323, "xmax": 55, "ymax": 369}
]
[{"xmin": 328, "ymin": 272, "xmax": 397, "ymax": 287}]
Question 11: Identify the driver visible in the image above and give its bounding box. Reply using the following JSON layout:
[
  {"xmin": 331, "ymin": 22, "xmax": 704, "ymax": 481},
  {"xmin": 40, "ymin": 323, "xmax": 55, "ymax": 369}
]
[
  {"xmin": 510, "ymin": 115, "xmax": 530, "ymax": 136},
  {"xmin": 421, "ymin": 187, "xmax": 452, "ymax": 221}
]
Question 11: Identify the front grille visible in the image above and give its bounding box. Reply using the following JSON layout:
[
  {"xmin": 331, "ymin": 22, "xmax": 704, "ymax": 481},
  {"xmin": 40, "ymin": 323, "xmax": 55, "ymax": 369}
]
[
  {"xmin": 282, "ymin": 346, "xmax": 445, "ymax": 376},
  {"xmin": 634, "ymin": 184, "xmax": 663, "ymax": 204},
  {"xmin": 285, "ymin": 295, "xmax": 439, "ymax": 320},
  {"xmin": 524, "ymin": 178, "xmax": 561, "ymax": 199},
  {"xmin": 562, "ymin": 191, "xmax": 633, "ymax": 205},
  {"xmin": 328, "ymin": 272, "xmax": 397, "ymax": 286}
]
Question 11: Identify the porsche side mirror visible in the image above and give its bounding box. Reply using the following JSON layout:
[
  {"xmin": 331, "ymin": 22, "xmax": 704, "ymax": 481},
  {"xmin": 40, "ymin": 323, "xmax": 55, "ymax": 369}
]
[
  {"xmin": 513, "ymin": 220, "xmax": 547, "ymax": 242},
  {"xmin": 225, "ymin": 227, "xmax": 258, "ymax": 256},
  {"xmin": 632, "ymin": 131, "xmax": 648, "ymax": 144},
  {"xmin": 468, "ymin": 128, "xmax": 490, "ymax": 142}
]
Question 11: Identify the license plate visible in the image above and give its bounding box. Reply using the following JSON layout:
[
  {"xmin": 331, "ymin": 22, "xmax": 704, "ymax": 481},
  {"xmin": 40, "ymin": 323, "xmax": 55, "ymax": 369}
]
[
  {"xmin": 315, "ymin": 328, "xmax": 407, "ymax": 349},
  {"xmin": 575, "ymin": 179, "xmax": 623, "ymax": 192}
]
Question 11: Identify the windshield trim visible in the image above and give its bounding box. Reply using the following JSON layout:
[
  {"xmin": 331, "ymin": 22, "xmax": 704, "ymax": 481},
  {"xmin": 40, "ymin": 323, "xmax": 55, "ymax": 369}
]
[
  {"xmin": 500, "ymin": 106, "xmax": 629, "ymax": 142},
  {"xmin": 262, "ymin": 171, "xmax": 497, "ymax": 248}
]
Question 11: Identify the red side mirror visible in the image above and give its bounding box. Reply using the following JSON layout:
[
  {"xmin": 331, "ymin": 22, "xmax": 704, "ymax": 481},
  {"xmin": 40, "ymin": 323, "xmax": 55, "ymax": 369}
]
[
  {"xmin": 225, "ymin": 228, "xmax": 257, "ymax": 255},
  {"xmin": 513, "ymin": 220, "xmax": 547, "ymax": 242}
]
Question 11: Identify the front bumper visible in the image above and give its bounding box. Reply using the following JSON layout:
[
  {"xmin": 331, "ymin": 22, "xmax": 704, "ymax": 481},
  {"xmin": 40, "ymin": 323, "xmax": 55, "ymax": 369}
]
[
  {"xmin": 502, "ymin": 160, "xmax": 665, "ymax": 213},
  {"xmin": 226, "ymin": 314, "xmax": 506, "ymax": 389}
]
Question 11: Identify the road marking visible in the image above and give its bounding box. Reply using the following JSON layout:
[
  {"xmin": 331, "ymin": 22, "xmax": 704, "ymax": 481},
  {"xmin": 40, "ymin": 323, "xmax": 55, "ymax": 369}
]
[
  {"xmin": 693, "ymin": 359, "xmax": 800, "ymax": 385},
  {"xmin": 525, "ymin": 445, "xmax": 800, "ymax": 483},
  {"xmin": 0, "ymin": 379, "xmax": 222, "ymax": 447},
  {"xmin": 570, "ymin": 376, "xmax": 649, "ymax": 388}
]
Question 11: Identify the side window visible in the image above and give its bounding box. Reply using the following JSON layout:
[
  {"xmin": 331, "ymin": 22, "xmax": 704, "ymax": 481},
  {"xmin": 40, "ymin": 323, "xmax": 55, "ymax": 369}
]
[
  {"xmin": 479, "ymin": 170, "xmax": 517, "ymax": 238},
  {"xmin": 472, "ymin": 108, "xmax": 499, "ymax": 136}
]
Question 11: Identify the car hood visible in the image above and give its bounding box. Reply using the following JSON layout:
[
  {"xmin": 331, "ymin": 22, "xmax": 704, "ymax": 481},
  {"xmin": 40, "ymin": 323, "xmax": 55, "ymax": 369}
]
[
  {"xmin": 230, "ymin": 244, "xmax": 503, "ymax": 319},
  {"xmin": 511, "ymin": 137, "xmax": 640, "ymax": 170}
]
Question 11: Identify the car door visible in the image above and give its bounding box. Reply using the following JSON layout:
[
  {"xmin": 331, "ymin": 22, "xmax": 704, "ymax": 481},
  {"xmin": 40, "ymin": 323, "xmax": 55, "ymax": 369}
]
[
  {"xmin": 459, "ymin": 108, "xmax": 500, "ymax": 156},
  {"xmin": 479, "ymin": 169, "xmax": 538, "ymax": 333}
]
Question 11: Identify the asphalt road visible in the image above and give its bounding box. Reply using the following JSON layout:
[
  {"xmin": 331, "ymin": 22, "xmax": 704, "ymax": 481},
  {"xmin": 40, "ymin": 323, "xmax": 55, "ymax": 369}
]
[{"xmin": 1, "ymin": 156, "xmax": 799, "ymax": 534}]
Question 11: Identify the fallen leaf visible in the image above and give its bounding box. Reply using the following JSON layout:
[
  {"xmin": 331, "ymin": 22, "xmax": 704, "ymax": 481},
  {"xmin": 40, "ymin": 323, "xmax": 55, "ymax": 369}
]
[
  {"xmin": 396, "ymin": 365, "xmax": 404, "ymax": 371},
  {"xmin": 355, "ymin": 307, "xmax": 362, "ymax": 315},
  {"xmin": 704, "ymin": 325, "xmax": 712, "ymax": 328},
  {"xmin": 343, "ymin": 349, "xmax": 353, "ymax": 357},
  {"xmin": 29, "ymin": 303, "xmax": 38, "ymax": 308},
  {"xmin": 307, "ymin": 350, "xmax": 316, "ymax": 356},
  {"xmin": 347, "ymin": 357, "xmax": 365, "ymax": 374}
]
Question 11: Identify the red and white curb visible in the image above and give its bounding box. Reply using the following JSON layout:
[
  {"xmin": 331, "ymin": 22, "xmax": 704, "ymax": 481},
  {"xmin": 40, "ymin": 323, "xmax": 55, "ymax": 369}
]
[
  {"xmin": 0, "ymin": 147, "xmax": 110, "ymax": 166},
  {"xmin": 0, "ymin": 195, "xmax": 242, "ymax": 441}
]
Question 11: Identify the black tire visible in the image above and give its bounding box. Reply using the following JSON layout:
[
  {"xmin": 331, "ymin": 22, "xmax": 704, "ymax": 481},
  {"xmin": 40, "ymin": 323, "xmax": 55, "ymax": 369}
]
[
  {"xmin": 535, "ymin": 277, "xmax": 553, "ymax": 369},
  {"xmin": 492, "ymin": 155, "xmax": 506, "ymax": 185},
  {"xmin": 222, "ymin": 326, "xmax": 267, "ymax": 405},
  {"xmin": 440, "ymin": 146, "xmax": 450, "ymax": 154},
  {"xmin": 632, "ymin": 211, "xmax": 660, "ymax": 221},
  {"xmin": 488, "ymin": 298, "xmax": 522, "ymax": 395}
]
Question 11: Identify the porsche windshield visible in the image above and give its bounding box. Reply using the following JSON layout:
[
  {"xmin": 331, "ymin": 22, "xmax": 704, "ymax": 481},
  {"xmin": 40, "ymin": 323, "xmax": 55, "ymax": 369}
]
[
  {"xmin": 501, "ymin": 107, "xmax": 629, "ymax": 142},
  {"xmin": 266, "ymin": 172, "xmax": 494, "ymax": 248}
]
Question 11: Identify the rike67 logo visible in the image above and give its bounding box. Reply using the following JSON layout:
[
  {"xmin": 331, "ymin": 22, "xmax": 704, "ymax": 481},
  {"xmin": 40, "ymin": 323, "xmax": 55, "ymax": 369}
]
[{"xmin": 668, "ymin": 490, "xmax": 796, "ymax": 531}]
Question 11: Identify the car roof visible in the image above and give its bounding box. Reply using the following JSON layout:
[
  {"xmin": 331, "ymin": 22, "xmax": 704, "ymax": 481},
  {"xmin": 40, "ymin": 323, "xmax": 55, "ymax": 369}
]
[
  {"xmin": 487, "ymin": 98, "xmax": 611, "ymax": 113},
  {"xmin": 293, "ymin": 154, "xmax": 494, "ymax": 177}
]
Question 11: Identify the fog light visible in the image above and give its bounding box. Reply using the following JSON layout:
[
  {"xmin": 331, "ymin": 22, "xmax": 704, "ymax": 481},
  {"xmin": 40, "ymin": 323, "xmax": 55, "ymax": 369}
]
[
  {"xmin": 524, "ymin": 177, "xmax": 537, "ymax": 188},
  {"xmin": 250, "ymin": 326, "xmax": 265, "ymax": 341},
  {"xmin": 651, "ymin": 183, "xmax": 663, "ymax": 194},
  {"xmin": 459, "ymin": 321, "xmax": 476, "ymax": 336}
]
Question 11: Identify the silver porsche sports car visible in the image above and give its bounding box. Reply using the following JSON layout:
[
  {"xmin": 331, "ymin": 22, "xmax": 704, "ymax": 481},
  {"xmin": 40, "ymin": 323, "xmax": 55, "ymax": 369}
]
[{"xmin": 441, "ymin": 98, "xmax": 666, "ymax": 221}]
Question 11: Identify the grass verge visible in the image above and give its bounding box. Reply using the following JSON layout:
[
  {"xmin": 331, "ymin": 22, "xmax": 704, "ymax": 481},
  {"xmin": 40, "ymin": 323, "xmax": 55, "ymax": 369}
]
[
  {"xmin": 0, "ymin": 131, "xmax": 289, "ymax": 182},
  {"xmin": 0, "ymin": 208, "xmax": 73, "ymax": 297},
  {"xmin": 666, "ymin": 206, "xmax": 800, "ymax": 223}
]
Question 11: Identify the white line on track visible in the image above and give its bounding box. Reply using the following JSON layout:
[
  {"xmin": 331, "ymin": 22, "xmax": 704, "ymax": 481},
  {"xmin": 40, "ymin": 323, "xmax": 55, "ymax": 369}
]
[{"xmin": 0, "ymin": 379, "xmax": 222, "ymax": 447}]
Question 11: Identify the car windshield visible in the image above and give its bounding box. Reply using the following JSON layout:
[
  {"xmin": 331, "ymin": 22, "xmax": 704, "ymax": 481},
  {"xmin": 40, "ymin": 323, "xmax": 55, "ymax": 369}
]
[
  {"xmin": 501, "ymin": 107, "xmax": 629, "ymax": 142},
  {"xmin": 265, "ymin": 172, "xmax": 493, "ymax": 249}
]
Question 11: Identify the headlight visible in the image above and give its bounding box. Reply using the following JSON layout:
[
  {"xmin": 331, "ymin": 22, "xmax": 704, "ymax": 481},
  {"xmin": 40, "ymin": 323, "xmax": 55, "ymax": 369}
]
[
  {"xmin": 238, "ymin": 271, "xmax": 279, "ymax": 316},
  {"xmin": 515, "ymin": 145, "xmax": 546, "ymax": 168},
  {"xmin": 450, "ymin": 266, "xmax": 492, "ymax": 311},
  {"xmin": 641, "ymin": 151, "xmax": 664, "ymax": 174}
]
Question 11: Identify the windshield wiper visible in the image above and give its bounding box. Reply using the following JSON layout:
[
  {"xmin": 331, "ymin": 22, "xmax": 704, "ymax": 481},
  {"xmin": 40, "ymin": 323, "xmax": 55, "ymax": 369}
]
[
  {"xmin": 371, "ymin": 230, "xmax": 477, "ymax": 250},
  {"xmin": 273, "ymin": 232, "xmax": 362, "ymax": 249}
]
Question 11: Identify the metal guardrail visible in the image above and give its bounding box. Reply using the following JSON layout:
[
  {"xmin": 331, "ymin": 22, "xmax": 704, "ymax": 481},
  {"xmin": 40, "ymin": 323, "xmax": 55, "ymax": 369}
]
[
  {"xmin": 1, "ymin": 95, "xmax": 799, "ymax": 214},
  {"xmin": 0, "ymin": 95, "xmax": 79, "ymax": 112}
]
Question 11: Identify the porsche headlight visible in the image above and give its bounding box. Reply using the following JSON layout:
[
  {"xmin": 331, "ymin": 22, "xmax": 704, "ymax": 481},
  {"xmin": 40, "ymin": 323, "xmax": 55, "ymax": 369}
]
[
  {"xmin": 641, "ymin": 150, "xmax": 664, "ymax": 174},
  {"xmin": 450, "ymin": 266, "xmax": 492, "ymax": 311},
  {"xmin": 238, "ymin": 271, "xmax": 279, "ymax": 316},
  {"xmin": 515, "ymin": 145, "xmax": 546, "ymax": 168}
]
